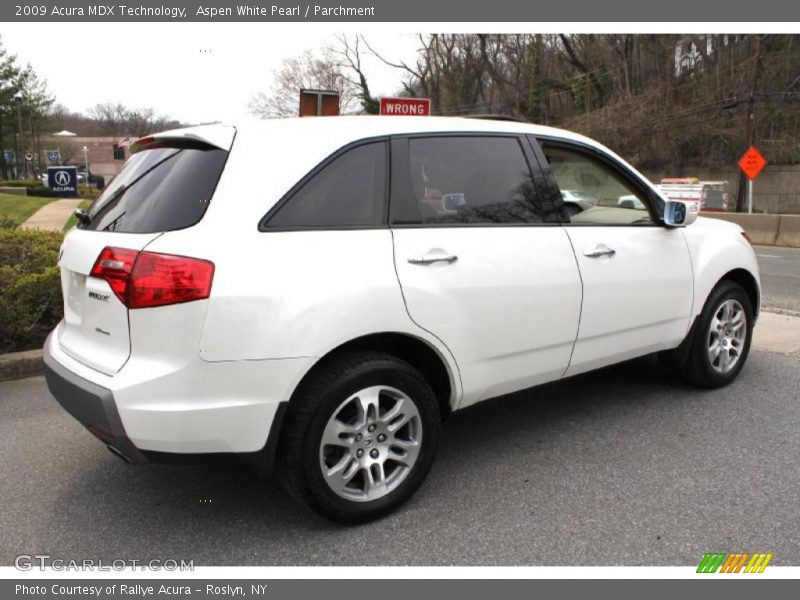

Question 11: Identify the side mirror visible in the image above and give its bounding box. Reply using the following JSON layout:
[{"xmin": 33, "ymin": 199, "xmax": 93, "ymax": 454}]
[{"xmin": 663, "ymin": 199, "xmax": 698, "ymax": 227}]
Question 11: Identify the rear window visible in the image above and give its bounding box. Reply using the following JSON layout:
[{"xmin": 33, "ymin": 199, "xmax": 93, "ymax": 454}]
[{"xmin": 79, "ymin": 145, "xmax": 228, "ymax": 233}]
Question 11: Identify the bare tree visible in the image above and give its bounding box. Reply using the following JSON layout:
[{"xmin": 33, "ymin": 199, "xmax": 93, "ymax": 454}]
[
  {"xmin": 249, "ymin": 48, "xmax": 361, "ymax": 118},
  {"xmin": 88, "ymin": 102, "xmax": 129, "ymax": 135},
  {"xmin": 333, "ymin": 35, "xmax": 379, "ymax": 114},
  {"xmin": 88, "ymin": 102, "xmax": 178, "ymax": 136},
  {"xmin": 126, "ymin": 107, "xmax": 178, "ymax": 136}
]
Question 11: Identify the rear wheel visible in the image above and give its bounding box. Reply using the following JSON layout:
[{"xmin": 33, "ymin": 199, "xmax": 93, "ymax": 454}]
[
  {"xmin": 279, "ymin": 351, "xmax": 441, "ymax": 523},
  {"xmin": 680, "ymin": 281, "xmax": 754, "ymax": 388}
]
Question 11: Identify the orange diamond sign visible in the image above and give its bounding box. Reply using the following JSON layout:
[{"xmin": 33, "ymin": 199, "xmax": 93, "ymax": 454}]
[{"xmin": 738, "ymin": 146, "xmax": 767, "ymax": 181}]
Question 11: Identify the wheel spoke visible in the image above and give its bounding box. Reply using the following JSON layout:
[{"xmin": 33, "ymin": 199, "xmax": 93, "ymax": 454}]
[
  {"xmin": 320, "ymin": 419, "xmax": 358, "ymax": 449},
  {"xmin": 379, "ymin": 395, "xmax": 406, "ymax": 424},
  {"xmin": 365, "ymin": 462, "xmax": 387, "ymax": 494},
  {"xmin": 356, "ymin": 387, "xmax": 381, "ymax": 426},
  {"xmin": 324, "ymin": 455, "xmax": 359, "ymax": 492},
  {"xmin": 720, "ymin": 347, "xmax": 730, "ymax": 369},
  {"xmin": 720, "ymin": 302, "xmax": 731, "ymax": 321},
  {"xmin": 389, "ymin": 440, "xmax": 420, "ymax": 466}
]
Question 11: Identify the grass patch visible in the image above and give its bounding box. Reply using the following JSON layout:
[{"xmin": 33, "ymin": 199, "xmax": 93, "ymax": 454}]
[
  {"xmin": 0, "ymin": 194, "xmax": 55, "ymax": 227},
  {"xmin": 62, "ymin": 200, "xmax": 92, "ymax": 232}
]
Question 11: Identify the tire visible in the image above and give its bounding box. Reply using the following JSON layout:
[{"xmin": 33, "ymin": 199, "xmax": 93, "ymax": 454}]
[
  {"xmin": 680, "ymin": 280, "xmax": 754, "ymax": 388},
  {"xmin": 279, "ymin": 351, "xmax": 441, "ymax": 524}
]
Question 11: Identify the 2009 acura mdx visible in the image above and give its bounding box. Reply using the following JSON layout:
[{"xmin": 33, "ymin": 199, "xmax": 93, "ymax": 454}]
[{"xmin": 44, "ymin": 116, "xmax": 760, "ymax": 523}]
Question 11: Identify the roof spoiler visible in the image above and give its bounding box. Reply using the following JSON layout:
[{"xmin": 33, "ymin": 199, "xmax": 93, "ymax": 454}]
[{"xmin": 129, "ymin": 124, "xmax": 236, "ymax": 154}]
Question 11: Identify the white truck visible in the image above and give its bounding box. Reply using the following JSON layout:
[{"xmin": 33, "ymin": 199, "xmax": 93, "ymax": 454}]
[{"xmin": 657, "ymin": 177, "xmax": 730, "ymax": 212}]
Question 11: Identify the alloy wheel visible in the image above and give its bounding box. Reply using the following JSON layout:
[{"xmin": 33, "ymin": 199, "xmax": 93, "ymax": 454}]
[
  {"xmin": 706, "ymin": 298, "xmax": 747, "ymax": 374},
  {"xmin": 318, "ymin": 386, "xmax": 422, "ymax": 502}
]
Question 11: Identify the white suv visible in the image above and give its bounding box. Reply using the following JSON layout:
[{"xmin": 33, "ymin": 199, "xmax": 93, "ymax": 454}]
[{"xmin": 44, "ymin": 116, "xmax": 760, "ymax": 523}]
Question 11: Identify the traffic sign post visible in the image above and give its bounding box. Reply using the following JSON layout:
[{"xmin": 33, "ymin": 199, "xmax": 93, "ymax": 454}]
[{"xmin": 738, "ymin": 146, "xmax": 767, "ymax": 214}]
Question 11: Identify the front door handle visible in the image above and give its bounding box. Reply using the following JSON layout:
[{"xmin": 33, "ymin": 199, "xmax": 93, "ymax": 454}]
[
  {"xmin": 408, "ymin": 251, "xmax": 458, "ymax": 266},
  {"xmin": 583, "ymin": 244, "xmax": 616, "ymax": 258}
]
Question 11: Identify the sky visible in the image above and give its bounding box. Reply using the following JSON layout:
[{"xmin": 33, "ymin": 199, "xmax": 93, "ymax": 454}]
[{"xmin": 0, "ymin": 24, "xmax": 423, "ymax": 124}]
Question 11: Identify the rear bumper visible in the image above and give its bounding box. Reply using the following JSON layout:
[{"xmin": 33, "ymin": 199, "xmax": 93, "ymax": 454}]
[
  {"xmin": 43, "ymin": 337, "xmax": 146, "ymax": 463},
  {"xmin": 42, "ymin": 330, "xmax": 295, "ymax": 474}
]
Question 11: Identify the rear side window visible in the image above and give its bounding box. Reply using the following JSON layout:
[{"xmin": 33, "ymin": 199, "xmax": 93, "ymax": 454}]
[
  {"xmin": 80, "ymin": 146, "xmax": 227, "ymax": 233},
  {"xmin": 264, "ymin": 141, "xmax": 387, "ymax": 229},
  {"xmin": 404, "ymin": 136, "xmax": 544, "ymax": 225}
]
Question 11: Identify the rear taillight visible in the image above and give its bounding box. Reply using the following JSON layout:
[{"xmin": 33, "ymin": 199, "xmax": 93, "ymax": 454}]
[
  {"xmin": 91, "ymin": 247, "xmax": 138, "ymax": 302},
  {"xmin": 90, "ymin": 247, "xmax": 214, "ymax": 309}
]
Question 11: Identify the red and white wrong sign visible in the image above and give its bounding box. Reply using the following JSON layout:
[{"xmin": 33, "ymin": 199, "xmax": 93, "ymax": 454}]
[{"xmin": 379, "ymin": 97, "xmax": 431, "ymax": 116}]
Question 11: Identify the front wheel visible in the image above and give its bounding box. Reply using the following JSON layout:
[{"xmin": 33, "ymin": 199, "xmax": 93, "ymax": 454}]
[
  {"xmin": 680, "ymin": 280, "xmax": 754, "ymax": 388},
  {"xmin": 279, "ymin": 351, "xmax": 441, "ymax": 523}
]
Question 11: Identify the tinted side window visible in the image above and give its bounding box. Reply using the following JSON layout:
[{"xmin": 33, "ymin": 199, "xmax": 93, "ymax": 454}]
[
  {"xmin": 82, "ymin": 146, "xmax": 227, "ymax": 233},
  {"xmin": 542, "ymin": 145, "xmax": 654, "ymax": 225},
  {"xmin": 265, "ymin": 142, "xmax": 387, "ymax": 228},
  {"xmin": 406, "ymin": 136, "xmax": 546, "ymax": 225}
]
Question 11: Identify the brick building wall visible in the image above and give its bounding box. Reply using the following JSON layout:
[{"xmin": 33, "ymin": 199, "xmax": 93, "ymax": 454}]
[{"xmin": 42, "ymin": 136, "xmax": 129, "ymax": 178}]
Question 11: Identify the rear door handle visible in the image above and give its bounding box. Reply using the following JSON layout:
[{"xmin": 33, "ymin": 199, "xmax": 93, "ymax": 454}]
[
  {"xmin": 583, "ymin": 244, "xmax": 616, "ymax": 258},
  {"xmin": 408, "ymin": 252, "xmax": 458, "ymax": 265}
]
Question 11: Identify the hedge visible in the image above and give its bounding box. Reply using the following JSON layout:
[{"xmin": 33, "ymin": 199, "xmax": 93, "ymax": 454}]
[
  {"xmin": 0, "ymin": 179, "xmax": 41, "ymax": 188},
  {"xmin": 0, "ymin": 223, "xmax": 63, "ymax": 353}
]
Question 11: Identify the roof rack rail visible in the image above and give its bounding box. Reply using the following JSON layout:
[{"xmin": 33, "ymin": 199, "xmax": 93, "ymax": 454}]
[{"xmin": 462, "ymin": 114, "xmax": 531, "ymax": 123}]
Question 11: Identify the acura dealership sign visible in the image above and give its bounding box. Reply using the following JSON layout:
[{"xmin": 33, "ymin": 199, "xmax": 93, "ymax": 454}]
[{"xmin": 47, "ymin": 166, "xmax": 78, "ymax": 197}]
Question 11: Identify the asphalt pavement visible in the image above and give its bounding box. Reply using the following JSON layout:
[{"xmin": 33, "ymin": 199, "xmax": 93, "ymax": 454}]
[
  {"xmin": 754, "ymin": 244, "xmax": 800, "ymax": 314},
  {"xmin": 0, "ymin": 247, "xmax": 797, "ymax": 566},
  {"xmin": 1, "ymin": 353, "xmax": 799, "ymax": 566}
]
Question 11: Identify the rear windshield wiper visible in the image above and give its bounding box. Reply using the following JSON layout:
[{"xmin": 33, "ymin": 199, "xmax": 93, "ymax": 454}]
[
  {"xmin": 75, "ymin": 183, "xmax": 127, "ymax": 227},
  {"xmin": 76, "ymin": 148, "xmax": 181, "ymax": 228}
]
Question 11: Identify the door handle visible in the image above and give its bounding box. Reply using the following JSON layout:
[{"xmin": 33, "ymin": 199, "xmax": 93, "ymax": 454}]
[
  {"xmin": 408, "ymin": 253, "xmax": 458, "ymax": 266},
  {"xmin": 583, "ymin": 244, "xmax": 616, "ymax": 258}
]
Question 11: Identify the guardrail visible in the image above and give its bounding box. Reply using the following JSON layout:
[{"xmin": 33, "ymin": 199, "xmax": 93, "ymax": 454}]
[{"xmin": 702, "ymin": 213, "xmax": 800, "ymax": 248}]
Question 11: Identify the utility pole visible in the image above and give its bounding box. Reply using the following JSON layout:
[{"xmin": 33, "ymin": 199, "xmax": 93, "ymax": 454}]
[{"xmin": 735, "ymin": 36, "xmax": 762, "ymax": 213}]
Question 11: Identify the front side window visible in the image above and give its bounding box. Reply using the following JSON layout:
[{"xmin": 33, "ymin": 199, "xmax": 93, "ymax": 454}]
[
  {"xmin": 542, "ymin": 145, "xmax": 654, "ymax": 225},
  {"xmin": 264, "ymin": 141, "xmax": 387, "ymax": 229},
  {"xmin": 404, "ymin": 136, "xmax": 549, "ymax": 225}
]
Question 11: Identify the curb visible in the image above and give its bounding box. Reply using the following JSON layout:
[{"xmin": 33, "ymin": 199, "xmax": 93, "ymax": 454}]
[{"xmin": 0, "ymin": 349, "xmax": 43, "ymax": 382}]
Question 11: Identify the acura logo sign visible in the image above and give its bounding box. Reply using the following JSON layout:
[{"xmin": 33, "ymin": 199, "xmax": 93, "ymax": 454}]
[{"xmin": 54, "ymin": 170, "xmax": 70, "ymax": 186}]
